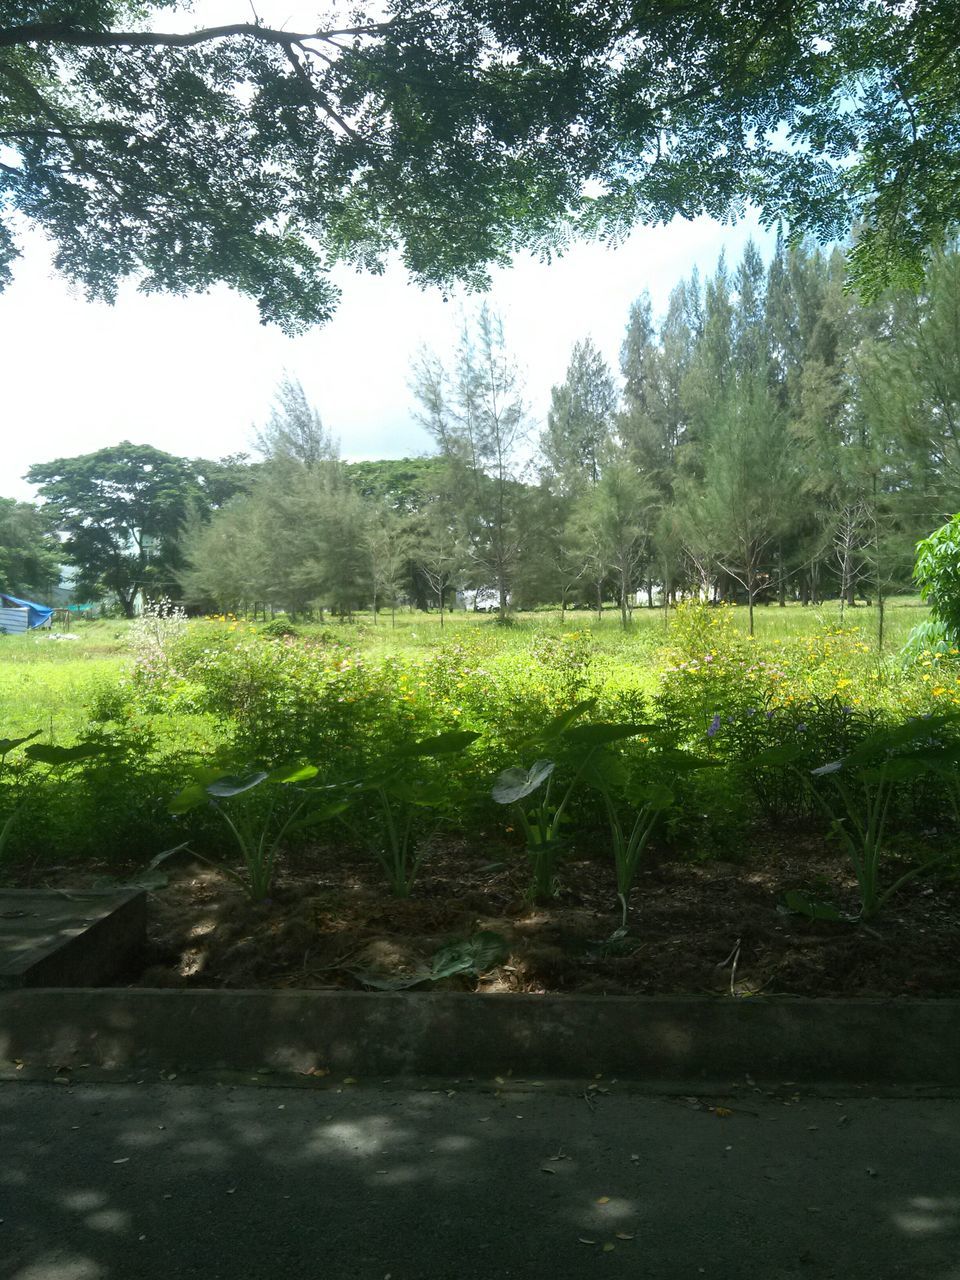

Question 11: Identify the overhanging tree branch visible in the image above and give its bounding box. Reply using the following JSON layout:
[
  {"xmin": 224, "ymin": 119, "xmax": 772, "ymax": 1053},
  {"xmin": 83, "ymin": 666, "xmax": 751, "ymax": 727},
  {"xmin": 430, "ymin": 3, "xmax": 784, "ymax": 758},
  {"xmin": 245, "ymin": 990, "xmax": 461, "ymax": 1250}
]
[{"xmin": 0, "ymin": 20, "xmax": 394, "ymax": 52}]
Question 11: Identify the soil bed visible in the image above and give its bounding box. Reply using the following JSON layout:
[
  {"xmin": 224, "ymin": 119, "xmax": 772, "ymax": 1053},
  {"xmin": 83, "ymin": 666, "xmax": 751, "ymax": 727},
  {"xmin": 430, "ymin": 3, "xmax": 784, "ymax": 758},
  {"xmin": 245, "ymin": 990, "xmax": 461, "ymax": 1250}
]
[{"xmin": 83, "ymin": 834, "xmax": 960, "ymax": 998}]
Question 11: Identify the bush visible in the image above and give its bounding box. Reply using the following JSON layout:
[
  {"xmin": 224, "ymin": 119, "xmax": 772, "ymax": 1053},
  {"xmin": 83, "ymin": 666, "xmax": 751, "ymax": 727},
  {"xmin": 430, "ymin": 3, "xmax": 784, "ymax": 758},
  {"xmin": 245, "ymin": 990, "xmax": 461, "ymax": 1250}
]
[{"xmin": 259, "ymin": 617, "xmax": 300, "ymax": 639}]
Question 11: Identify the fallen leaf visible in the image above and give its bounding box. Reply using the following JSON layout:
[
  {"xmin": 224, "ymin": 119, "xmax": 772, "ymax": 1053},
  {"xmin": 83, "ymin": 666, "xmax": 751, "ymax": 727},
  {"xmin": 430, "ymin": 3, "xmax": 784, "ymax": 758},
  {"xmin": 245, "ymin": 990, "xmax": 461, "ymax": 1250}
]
[
  {"xmin": 603, "ymin": 1243, "xmax": 616, "ymax": 1253},
  {"xmin": 596, "ymin": 1196, "xmax": 610, "ymax": 1205},
  {"xmin": 577, "ymin": 1238, "xmax": 596, "ymax": 1246},
  {"xmin": 713, "ymin": 1106, "xmax": 733, "ymax": 1117},
  {"xmin": 540, "ymin": 1166, "xmax": 557, "ymax": 1175},
  {"xmin": 112, "ymin": 1158, "xmax": 130, "ymax": 1165},
  {"xmin": 342, "ymin": 1077, "xmax": 357, "ymax": 1085},
  {"xmin": 615, "ymin": 1232, "xmax": 635, "ymax": 1241}
]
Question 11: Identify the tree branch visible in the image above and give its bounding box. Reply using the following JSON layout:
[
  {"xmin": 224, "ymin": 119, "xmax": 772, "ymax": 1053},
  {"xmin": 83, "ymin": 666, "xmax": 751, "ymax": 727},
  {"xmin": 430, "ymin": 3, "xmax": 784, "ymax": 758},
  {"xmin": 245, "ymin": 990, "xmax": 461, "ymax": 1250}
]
[{"xmin": 0, "ymin": 19, "xmax": 393, "ymax": 52}]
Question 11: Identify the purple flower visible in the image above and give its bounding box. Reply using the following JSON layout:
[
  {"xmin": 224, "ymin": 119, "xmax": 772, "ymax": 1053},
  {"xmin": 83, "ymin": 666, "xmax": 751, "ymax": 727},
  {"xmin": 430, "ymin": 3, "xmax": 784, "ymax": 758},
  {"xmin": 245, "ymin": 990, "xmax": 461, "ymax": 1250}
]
[
  {"xmin": 746, "ymin": 707, "xmax": 757, "ymax": 717},
  {"xmin": 796, "ymin": 724, "xmax": 807, "ymax": 733},
  {"xmin": 765, "ymin": 709, "xmax": 775, "ymax": 720},
  {"xmin": 707, "ymin": 713, "xmax": 722, "ymax": 738},
  {"xmin": 704, "ymin": 653, "xmax": 714, "ymax": 663}
]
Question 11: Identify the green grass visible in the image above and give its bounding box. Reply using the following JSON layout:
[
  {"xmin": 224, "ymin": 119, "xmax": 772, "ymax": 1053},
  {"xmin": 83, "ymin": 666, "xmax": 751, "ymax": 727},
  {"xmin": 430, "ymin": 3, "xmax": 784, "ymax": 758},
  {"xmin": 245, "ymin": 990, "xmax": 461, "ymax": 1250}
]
[
  {"xmin": 300, "ymin": 597, "xmax": 930, "ymax": 656},
  {"xmin": 0, "ymin": 597, "xmax": 945, "ymax": 871},
  {"xmin": 0, "ymin": 621, "xmax": 127, "ymax": 740},
  {"xmin": 0, "ymin": 600, "xmax": 932, "ymax": 744}
]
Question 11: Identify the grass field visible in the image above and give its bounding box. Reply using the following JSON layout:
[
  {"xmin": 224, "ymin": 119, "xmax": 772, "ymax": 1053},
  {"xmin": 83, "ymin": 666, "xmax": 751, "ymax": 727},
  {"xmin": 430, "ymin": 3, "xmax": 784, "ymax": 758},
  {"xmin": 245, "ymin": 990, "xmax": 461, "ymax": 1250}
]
[
  {"xmin": 1, "ymin": 594, "xmax": 955, "ymax": 876},
  {"xmin": 0, "ymin": 623, "xmax": 126, "ymax": 741},
  {"xmin": 0, "ymin": 599, "xmax": 933, "ymax": 743}
]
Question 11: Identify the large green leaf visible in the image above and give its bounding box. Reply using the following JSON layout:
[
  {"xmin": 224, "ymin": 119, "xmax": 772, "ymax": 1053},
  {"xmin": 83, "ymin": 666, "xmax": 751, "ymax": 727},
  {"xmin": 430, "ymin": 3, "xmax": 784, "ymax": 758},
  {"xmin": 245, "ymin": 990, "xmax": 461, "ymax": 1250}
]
[
  {"xmin": 780, "ymin": 890, "xmax": 845, "ymax": 922},
  {"xmin": 750, "ymin": 743, "xmax": 804, "ymax": 768},
  {"xmin": 653, "ymin": 749, "xmax": 721, "ymax": 773},
  {"xmin": 266, "ymin": 762, "xmax": 319, "ymax": 785},
  {"xmin": 392, "ymin": 730, "xmax": 480, "ymax": 760},
  {"xmin": 206, "ymin": 771, "xmax": 269, "ymax": 798},
  {"xmin": 564, "ymin": 722, "xmax": 650, "ymax": 748},
  {"xmin": 844, "ymin": 714, "xmax": 960, "ymax": 767},
  {"xmin": 533, "ymin": 699, "xmax": 597, "ymax": 743},
  {"xmin": 859, "ymin": 755, "xmax": 932, "ymax": 784},
  {"xmin": 284, "ymin": 799, "xmax": 352, "ymax": 832},
  {"xmin": 430, "ymin": 930, "xmax": 508, "ymax": 979},
  {"xmin": 633, "ymin": 782, "xmax": 675, "ymax": 811},
  {"xmin": 168, "ymin": 782, "xmax": 209, "ymax": 815},
  {"xmin": 492, "ymin": 759, "xmax": 555, "ymax": 805},
  {"xmin": 583, "ymin": 751, "xmax": 628, "ymax": 792}
]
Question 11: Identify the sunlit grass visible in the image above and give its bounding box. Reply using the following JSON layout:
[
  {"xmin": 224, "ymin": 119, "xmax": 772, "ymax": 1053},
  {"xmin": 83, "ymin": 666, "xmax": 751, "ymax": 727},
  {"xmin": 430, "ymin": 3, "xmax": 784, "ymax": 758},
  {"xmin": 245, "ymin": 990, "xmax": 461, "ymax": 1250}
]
[
  {"xmin": 0, "ymin": 600, "xmax": 934, "ymax": 744},
  {"xmin": 0, "ymin": 622, "xmax": 126, "ymax": 739}
]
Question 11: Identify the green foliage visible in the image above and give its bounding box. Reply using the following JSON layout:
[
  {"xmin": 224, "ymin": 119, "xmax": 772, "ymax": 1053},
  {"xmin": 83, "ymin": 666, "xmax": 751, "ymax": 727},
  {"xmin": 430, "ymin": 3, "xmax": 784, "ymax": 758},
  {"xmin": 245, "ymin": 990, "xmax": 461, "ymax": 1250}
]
[
  {"xmin": 542, "ymin": 338, "xmax": 616, "ymax": 492},
  {"xmin": 26, "ymin": 444, "xmax": 213, "ymax": 615},
  {"xmin": 492, "ymin": 700, "xmax": 648, "ymax": 901},
  {"xmin": 2, "ymin": 3, "xmax": 956, "ymax": 326},
  {"xmin": 167, "ymin": 762, "xmax": 331, "ymax": 901},
  {"xmin": 0, "ymin": 604, "xmax": 952, "ymax": 891},
  {"xmin": 0, "ymin": 730, "xmax": 40, "ymax": 862},
  {"xmin": 348, "ymin": 930, "xmax": 508, "ymax": 989},
  {"xmin": 915, "ymin": 514, "xmax": 960, "ymax": 644},
  {"xmin": 259, "ymin": 618, "xmax": 300, "ymax": 639},
  {"xmin": 583, "ymin": 747, "xmax": 677, "ymax": 926},
  {"xmin": 752, "ymin": 715, "xmax": 960, "ymax": 919},
  {"xmin": 339, "ymin": 730, "xmax": 480, "ymax": 897},
  {"xmin": 0, "ymin": 497, "xmax": 60, "ymax": 598}
]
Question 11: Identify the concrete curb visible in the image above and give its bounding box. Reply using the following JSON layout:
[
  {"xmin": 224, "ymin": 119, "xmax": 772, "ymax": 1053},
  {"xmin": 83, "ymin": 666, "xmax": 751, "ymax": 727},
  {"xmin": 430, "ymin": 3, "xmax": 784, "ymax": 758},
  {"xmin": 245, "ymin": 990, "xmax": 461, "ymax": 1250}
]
[
  {"xmin": 1, "ymin": 990, "xmax": 959, "ymax": 1084},
  {"xmin": 0, "ymin": 890, "xmax": 146, "ymax": 989}
]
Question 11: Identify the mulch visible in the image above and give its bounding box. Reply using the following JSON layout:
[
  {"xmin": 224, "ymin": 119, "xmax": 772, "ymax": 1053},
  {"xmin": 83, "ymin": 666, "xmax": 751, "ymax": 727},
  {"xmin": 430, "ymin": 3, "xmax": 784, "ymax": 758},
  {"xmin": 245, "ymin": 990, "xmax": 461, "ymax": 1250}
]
[{"xmin": 121, "ymin": 830, "xmax": 960, "ymax": 998}]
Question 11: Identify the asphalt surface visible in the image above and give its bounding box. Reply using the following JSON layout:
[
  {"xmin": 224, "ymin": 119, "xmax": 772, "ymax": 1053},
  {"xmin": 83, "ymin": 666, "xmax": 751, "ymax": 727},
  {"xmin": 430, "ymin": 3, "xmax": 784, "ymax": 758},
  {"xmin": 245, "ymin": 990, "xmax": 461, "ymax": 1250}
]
[{"xmin": 2, "ymin": 1079, "xmax": 958, "ymax": 1280}]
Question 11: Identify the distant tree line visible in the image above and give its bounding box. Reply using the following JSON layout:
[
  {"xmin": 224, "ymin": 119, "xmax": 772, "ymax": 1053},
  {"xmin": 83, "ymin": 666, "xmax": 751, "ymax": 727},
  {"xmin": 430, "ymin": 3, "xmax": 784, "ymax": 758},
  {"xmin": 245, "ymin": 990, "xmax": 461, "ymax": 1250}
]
[{"xmin": 6, "ymin": 238, "xmax": 960, "ymax": 628}]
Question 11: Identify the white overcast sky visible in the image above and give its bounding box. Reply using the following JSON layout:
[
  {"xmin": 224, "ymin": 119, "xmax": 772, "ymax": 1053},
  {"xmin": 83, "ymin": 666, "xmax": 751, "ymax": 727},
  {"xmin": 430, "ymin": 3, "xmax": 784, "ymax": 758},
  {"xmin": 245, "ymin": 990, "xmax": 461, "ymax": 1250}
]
[{"xmin": 0, "ymin": 1, "xmax": 777, "ymax": 501}]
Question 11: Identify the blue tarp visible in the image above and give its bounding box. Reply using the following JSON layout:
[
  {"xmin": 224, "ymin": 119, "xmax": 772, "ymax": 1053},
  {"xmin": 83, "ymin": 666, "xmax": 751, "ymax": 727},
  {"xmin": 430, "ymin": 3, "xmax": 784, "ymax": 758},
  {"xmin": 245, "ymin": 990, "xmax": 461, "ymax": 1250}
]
[{"xmin": 0, "ymin": 592, "xmax": 54, "ymax": 629}]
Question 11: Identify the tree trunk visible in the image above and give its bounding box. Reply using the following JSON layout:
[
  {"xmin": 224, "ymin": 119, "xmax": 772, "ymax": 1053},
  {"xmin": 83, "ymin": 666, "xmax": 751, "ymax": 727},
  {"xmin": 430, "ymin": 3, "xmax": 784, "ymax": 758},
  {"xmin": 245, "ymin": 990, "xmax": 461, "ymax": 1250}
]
[{"xmin": 777, "ymin": 544, "xmax": 786, "ymax": 607}]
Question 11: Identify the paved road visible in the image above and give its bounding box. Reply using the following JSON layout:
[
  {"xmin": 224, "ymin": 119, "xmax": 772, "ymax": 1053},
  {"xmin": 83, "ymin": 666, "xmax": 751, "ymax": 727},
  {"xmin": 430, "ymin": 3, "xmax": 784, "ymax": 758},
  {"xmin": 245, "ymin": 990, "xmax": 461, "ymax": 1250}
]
[{"xmin": 1, "ymin": 1079, "xmax": 958, "ymax": 1280}]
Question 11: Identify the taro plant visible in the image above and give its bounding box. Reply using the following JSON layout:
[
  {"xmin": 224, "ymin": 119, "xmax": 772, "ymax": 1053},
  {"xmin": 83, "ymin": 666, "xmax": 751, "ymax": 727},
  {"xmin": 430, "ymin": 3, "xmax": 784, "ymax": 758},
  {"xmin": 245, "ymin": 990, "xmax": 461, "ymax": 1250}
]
[
  {"xmin": 334, "ymin": 730, "xmax": 480, "ymax": 897},
  {"xmin": 583, "ymin": 747, "xmax": 714, "ymax": 927},
  {"xmin": 753, "ymin": 713, "xmax": 960, "ymax": 920},
  {"xmin": 492, "ymin": 700, "xmax": 648, "ymax": 901},
  {"xmin": 167, "ymin": 762, "xmax": 342, "ymax": 901}
]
